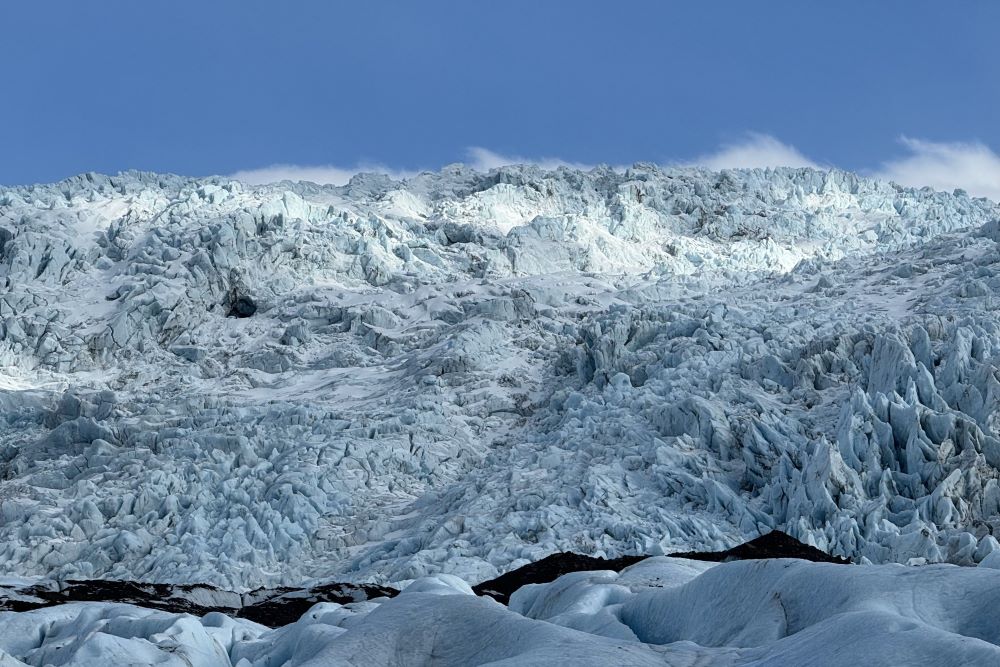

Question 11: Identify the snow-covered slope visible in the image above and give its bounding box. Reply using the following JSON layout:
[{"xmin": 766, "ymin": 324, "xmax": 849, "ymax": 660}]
[{"xmin": 1, "ymin": 164, "xmax": 1000, "ymax": 595}]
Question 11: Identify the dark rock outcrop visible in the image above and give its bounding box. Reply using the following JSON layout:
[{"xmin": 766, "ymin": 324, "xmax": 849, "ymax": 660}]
[
  {"xmin": 472, "ymin": 553, "xmax": 647, "ymax": 604},
  {"xmin": 0, "ymin": 579, "xmax": 397, "ymax": 628},
  {"xmin": 237, "ymin": 582, "xmax": 397, "ymax": 627},
  {"xmin": 669, "ymin": 530, "xmax": 851, "ymax": 565},
  {"xmin": 473, "ymin": 531, "xmax": 848, "ymax": 604}
]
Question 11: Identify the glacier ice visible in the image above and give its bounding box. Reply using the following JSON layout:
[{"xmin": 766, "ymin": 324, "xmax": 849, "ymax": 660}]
[
  {"xmin": 2, "ymin": 165, "xmax": 1000, "ymax": 591},
  {"xmin": 2, "ymin": 558, "xmax": 1000, "ymax": 666},
  {"xmin": 3, "ymin": 163, "xmax": 1000, "ymax": 662}
]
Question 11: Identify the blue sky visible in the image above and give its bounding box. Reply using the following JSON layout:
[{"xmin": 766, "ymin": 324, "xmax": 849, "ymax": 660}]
[{"xmin": 3, "ymin": 1, "xmax": 999, "ymax": 198}]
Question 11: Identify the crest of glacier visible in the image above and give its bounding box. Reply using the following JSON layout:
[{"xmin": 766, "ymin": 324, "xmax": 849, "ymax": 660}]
[{"xmin": 2, "ymin": 163, "xmax": 1000, "ymax": 594}]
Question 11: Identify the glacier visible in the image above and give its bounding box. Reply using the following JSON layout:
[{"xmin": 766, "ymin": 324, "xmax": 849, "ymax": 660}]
[
  {"xmin": 2, "ymin": 163, "xmax": 1000, "ymax": 664},
  {"xmin": 3, "ymin": 558, "xmax": 1000, "ymax": 665}
]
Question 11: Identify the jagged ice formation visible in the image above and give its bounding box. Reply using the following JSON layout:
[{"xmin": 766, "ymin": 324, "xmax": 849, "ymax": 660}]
[{"xmin": 1, "ymin": 164, "xmax": 1000, "ymax": 593}]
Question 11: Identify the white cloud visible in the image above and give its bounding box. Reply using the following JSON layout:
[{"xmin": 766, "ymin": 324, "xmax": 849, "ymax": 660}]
[
  {"xmin": 689, "ymin": 133, "xmax": 820, "ymax": 170},
  {"xmin": 875, "ymin": 137, "xmax": 1000, "ymax": 201},
  {"xmin": 229, "ymin": 163, "xmax": 417, "ymax": 186},
  {"xmin": 465, "ymin": 147, "xmax": 595, "ymax": 172}
]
